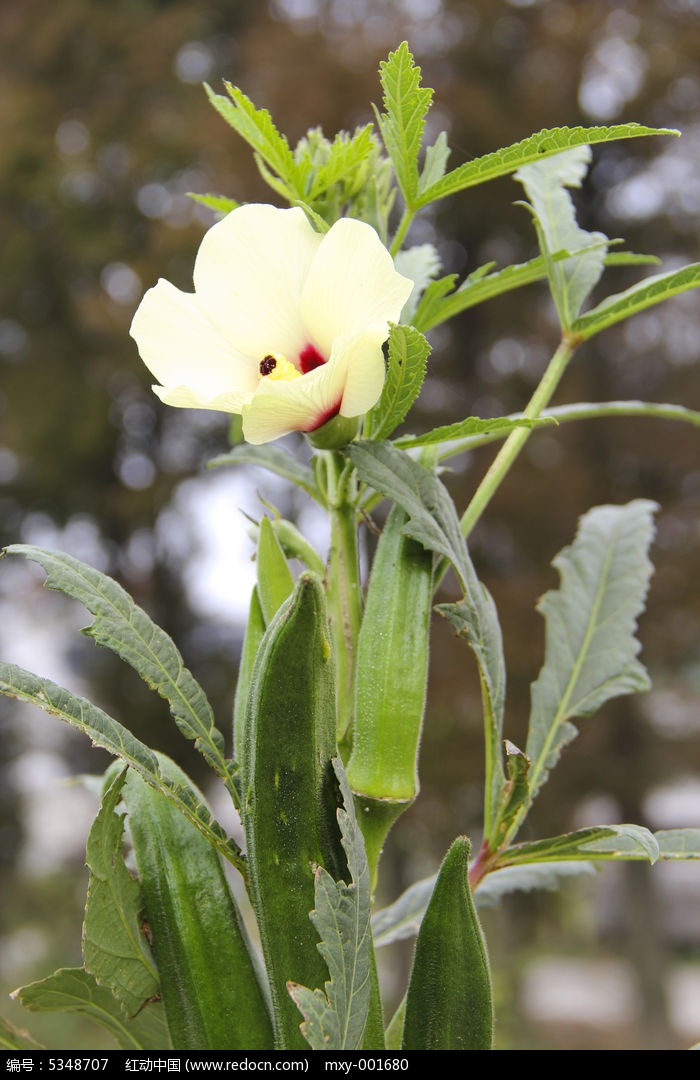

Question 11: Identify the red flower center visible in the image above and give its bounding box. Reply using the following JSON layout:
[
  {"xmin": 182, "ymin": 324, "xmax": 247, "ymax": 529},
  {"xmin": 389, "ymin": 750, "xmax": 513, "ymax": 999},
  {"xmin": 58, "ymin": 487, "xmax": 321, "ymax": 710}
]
[{"xmin": 299, "ymin": 343, "xmax": 326, "ymax": 374}]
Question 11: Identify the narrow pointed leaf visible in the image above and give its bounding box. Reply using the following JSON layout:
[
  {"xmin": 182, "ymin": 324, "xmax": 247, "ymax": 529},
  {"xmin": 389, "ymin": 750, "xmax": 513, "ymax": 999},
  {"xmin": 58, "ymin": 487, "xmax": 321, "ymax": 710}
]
[
  {"xmin": 396, "ymin": 414, "xmax": 548, "ymax": 449},
  {"xmin": 376, "ymin": 42, "xmax": 433, "ymax": 206},
  {"xmin": 417, "ymin": 122, "xmax": 677, "ymax": 207},
  {"xmin": 256, "ymin": 516, "xmax": 295, "ymax": 625},
  {"xmin": 208, "ymin": 444, "xmax": 320, "ymax": 501},
  {"xmin": 502, "ymin": 824, "xmax": 659, "ymax": 865},
  {"xmin": 289, "ymin": 760, "xmax": 372, "ymax": 1051},
  {"xmin": 5, "ymin": 546, "xmax": 234, "ymax": 797},
  {"xmin": 525, "ymin": 500, "xmax": 657, "ymax": 806},
  {"xmin": 403, "ymin": 838, "xmax": 493, "ymax": 1050},
  {"xmin": 205, "ymin": 83, "xmax": 301, "ymax": 198},
  {"xmin": 307, "ymin": 125, "xmax": 375, "ymax": 200},
  {"xmin": 0, "ymin": 661, "xmax": 242, "ymax": 868},
  {"xmin": 233, "ymin": 585, "xmax": 265, "ymax": 769},
  {"xmin": 515, "ymin": 146, "xmax": 607, "ymax": 327},
  {"xmin": 655, "ymin": 829, "xmax": 700, "ymax": 859},
  {"xmin": 83, "ymin": 770, "xmax": 159, "ymax": 1015},
  {"xmin": 572, "ymin": 262, "xmax": 700, "ymax": 340},
  {"xmin": 188, "ymin": 193, "xmax": 239, "ymax": 215},
  {"xmin": 13, "ymin": 968, "xmax": 171, "ymax": 1051},
  {"xmin": 418, "ymin": 130, "xmax": 450, "ymax": 194}
]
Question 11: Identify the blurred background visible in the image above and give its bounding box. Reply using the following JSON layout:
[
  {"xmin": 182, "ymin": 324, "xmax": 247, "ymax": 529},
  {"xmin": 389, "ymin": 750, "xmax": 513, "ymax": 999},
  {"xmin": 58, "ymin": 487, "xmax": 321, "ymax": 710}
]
[{"xmin": 1, "ymin": 0, "xmax": 699, "ymax": 1051}]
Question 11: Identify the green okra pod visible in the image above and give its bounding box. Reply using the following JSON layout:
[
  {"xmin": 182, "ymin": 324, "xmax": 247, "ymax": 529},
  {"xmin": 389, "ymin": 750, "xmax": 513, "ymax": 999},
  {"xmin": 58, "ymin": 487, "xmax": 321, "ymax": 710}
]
[
  {"xmin": 402, "ymin": 837, "xmax": 494, "ymax": 1050},
  {"xmin": 346, "ymin": 504, "xmax": 433, "ymax": 879},
  {"xmin": 124, "ymin": 760, "xmax": 273, "ymax": 1051},
  {"xmin": 244, "ymin": 572, "xmax": 347, "ymax": 1050}
]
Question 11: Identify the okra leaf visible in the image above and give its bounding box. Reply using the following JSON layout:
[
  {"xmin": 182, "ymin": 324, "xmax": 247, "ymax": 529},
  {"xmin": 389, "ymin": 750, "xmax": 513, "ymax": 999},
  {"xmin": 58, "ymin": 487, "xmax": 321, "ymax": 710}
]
[
  {"xmin": 364, "ymin": 324, "xmax": 430, "ymax": 441},
  {"xmin": 655, "ymin": 829, "xmax": 700, "ymax": 859},
  {"xmin": 416, "ymin": 122, "xmax": 677, "ymax": 208},
  {"xmin": 526, "ymin": 500, "xmax": 657, "ymax": 807},
  {"xmin": 305, "ymin": 125, "xmax": 376, "ymax": 201},
  {"xmin": 289, "ymin": 760, "xmax": 372, "ymax": 1052},
  {"xmin": 501, "ymin": 824, "xmax": 659, "ymax": 865},
  {"xmin": 233, "ymin": 585, "xmax": 265, "ymax": 769},
  {"xmin": 372, "ymin": 861, "xmax": 596, "ymax": 946},
  {"xmin": 375, "ymin": 42, "xmax": 433, "ymax": 207},
  {"xmin": 0, "ymin": 1017, "xmax": 43, "ymax": 1051},
  {"xmin": 0, "ymin": 661, "xmax": 243, "ymax": 869},
  {"xmin": 402, "ymin": 838, "xmax": 493, "ymax": 1050},
  {"xmin": 418, "ymin": 131, "xmax": 450, "ymax": 195},
  {"xmin": 13, "ymin": 968, "xmax": 171, "ymax": 1051},
  {"xmin": 83, "ymin": 770, "xmax": 159, "ymax": 1015},
  {"xmin": 571, "ymin": 262, "xmax": 700, "ymax": 340},
  {"xmin": 208, "ymin": 444, "xmax": 320, "ymax": 501},
  {"xmin": 187, "ymin": 193, "xmax": 239, "ymax": 215},
  {"xmin": 205, "ymin": 83, "xmax": 302, "ymax": 200},
  {"xmin": 515, "ymin": 146, "xmax": 607, "ymax": 328},
  {"xmin": 5, "ymin": 546, "xmax": 235, "ymax": 798},
  {"xmin": 396, "ymin": 414, "xmax": 546, "ymax": 449}
]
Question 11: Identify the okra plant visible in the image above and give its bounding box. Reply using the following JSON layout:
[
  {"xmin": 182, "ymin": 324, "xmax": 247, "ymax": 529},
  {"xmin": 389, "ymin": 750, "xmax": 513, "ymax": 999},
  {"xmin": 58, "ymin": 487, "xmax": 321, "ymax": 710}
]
[{"xmin": 3, "ymin": 42, "xmax": 700, "ymax": 1052}]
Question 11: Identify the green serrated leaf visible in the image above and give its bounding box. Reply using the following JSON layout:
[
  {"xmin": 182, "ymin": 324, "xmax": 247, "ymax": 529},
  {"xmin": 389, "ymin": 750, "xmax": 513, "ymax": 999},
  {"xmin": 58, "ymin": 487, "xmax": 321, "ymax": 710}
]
[
  {"xmin": 655, "ymin": 829, "xmax": 700, "ymax": 859},
  {"xmin": 0, "ymin": 661, "xmax": 243, "ymax": 870},
  {"xmin": 412, "ymin": 257, "xmax": 545, "ymax": 332},
  {"xmin": 289, "ymin": 759, "xmax": 372, "ymax": 1052},
  {"xmin": 524, "ymin": 500, "xmax": 657, "ymax": 815},
  {"xmin": 396, "ymin": 414, "xmax": 548, "ymax": 449},
  {"xmin": 208, "ymin": 444, "xmax": 320, "ymax": 501},
  {"xmin": 502, "ymin": 824, "xmax": 659, "ymax": 865},
  {"xmin": 5, "ymin": 545, "xmax": 235, "ymax": 800},
  {"xmin": 376, "ymin": 41, "xmax": 433, "ymax": 207},
  {"xmin": 308, "ymin": 125, "xmax": 376, "ymax": 201},
  {"xmin": 418, "ymin": 131, "xmax": 451, "ymax": 195},
  {"xmin": 83, "ymin": 770, "xmax": 159, "ymax": 1015},
  {"xmin": 572, "ymin": 262, "xmax": 700, "ymax": 340},
  {"xmin": 348, "ymin": 440, "xmax": 470, "ymax": 586},
  {"xmin": 205, "ymin": 83, "xmax": 301, "ymax": 199},
  {"xmin": 187, "ymin": 192, "xmax": 239, "ymax": 215},
  {"xmin": 515, "ymin": 146, "xmax": 607, "ymax": 328},
  {"xmin": 13, "ymin": 968, "xmax": 171, "ymax": 1051},
  {"xmin": 417, "ymin": 122, "xmax": 677, "ymax": 208},
  {"xmin": 364, "ymin": 324, "xmax": 430, "ymax": 441}
]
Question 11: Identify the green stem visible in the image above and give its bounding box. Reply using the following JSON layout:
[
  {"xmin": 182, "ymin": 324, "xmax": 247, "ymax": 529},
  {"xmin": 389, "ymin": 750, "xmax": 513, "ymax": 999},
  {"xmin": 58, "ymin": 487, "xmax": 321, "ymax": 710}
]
[
  {"xmin": 323, "ymin": 452, "xmax": 363, "ymax": 750},
  {"xmin": 458, "ymin": 336, "xmax": 577, "ymax": 540},
  {"xmin": 390, "ymin": 206, "xmax": 415, "ymax": 257}
]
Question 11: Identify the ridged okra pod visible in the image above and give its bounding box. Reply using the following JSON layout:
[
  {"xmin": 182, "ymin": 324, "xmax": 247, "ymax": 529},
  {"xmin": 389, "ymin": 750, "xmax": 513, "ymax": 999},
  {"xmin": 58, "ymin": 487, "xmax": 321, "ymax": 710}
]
[
  {"xmin": 346, "ymin": 504, "xmax": 433, "ymax": 878},
  {"xmin": 402, "ymin": 837, "xmax": 493, "ymax": 1050},
  {"xmin": 124, "ymin": 763, "xmax": 273, "ymax": 1051},
  {"xmin": 244, "ymin": 572, "xmax": 347, "ymax": 1050}
]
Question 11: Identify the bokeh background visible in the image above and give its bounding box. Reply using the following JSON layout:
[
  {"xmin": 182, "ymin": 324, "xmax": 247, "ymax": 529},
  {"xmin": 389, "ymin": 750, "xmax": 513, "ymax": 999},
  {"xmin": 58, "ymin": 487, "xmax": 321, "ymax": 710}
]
[{"xmin": 1, "ymin": 0, "xmax": 699, "ymax": 1051}]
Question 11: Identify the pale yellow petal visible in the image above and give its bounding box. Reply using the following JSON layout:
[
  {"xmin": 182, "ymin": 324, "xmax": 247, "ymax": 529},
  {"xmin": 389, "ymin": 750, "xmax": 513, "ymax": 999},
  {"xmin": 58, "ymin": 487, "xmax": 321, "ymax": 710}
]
[
  {"xmin": 130, "ymin": 279, "xmax": 257, "ymax": 399},
  {"xmin": 193, "ymin": 203, "xmax": 321, "ymax": 360},
  {"xmin": 301, "ymin": 218, "xmax": 413, "ymax": 355}
]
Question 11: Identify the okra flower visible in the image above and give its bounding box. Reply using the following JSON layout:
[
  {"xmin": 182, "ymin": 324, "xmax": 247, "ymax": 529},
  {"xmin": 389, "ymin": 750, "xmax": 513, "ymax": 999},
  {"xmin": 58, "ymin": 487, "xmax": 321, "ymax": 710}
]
[{"xmin": 130, "ymin": 204, "xmax": 412, "ymax": 445}]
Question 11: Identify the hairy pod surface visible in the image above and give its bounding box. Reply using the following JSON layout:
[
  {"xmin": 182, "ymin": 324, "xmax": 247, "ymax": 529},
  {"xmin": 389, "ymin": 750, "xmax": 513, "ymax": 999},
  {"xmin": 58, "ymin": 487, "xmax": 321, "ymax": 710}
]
[
  {"xmin": 402, "ymin": 837, "xmax": 494, "ymax": 1050},
  {"xmin": 347, "ymin": 503, "xmax": 433, "ymax": 804},
  {"xmin": 244, "ymin": 572, "xmax": 346, "ymax": 1050},
  {"xmin": 124, "ymin": 766, "xmax": 272, "ymax": 1051}
]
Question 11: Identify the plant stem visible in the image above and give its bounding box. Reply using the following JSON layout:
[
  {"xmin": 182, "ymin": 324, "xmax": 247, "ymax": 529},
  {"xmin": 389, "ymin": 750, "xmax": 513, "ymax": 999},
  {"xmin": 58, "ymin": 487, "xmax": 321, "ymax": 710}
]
[
  {"xmin": 459, "ymin": 335, "xmax": 577, "ymax": 540},
  {"xmin": 323, "ymin": 451, "xmax": 363, "ymax": 750},
  {"xmin": 390, "ymin": 206, "xmax": 415, "ymax": 257}
]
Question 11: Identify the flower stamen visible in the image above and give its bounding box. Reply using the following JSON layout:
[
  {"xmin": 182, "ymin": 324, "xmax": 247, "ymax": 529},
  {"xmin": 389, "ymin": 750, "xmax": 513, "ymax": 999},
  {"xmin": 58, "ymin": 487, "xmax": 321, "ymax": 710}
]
[{"xmin": 259, "ymin": 353, "xmax": 302, "ymax": 382}]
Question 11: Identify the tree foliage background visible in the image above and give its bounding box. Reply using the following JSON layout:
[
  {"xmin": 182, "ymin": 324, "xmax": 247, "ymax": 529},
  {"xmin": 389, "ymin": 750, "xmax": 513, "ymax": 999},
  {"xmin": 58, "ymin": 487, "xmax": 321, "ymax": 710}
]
[{"xmin": 1, "ymin": 0, "xmax": 699, "ymax": 1050}]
